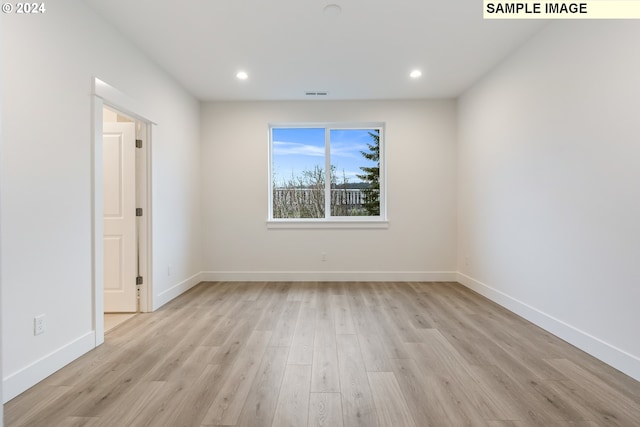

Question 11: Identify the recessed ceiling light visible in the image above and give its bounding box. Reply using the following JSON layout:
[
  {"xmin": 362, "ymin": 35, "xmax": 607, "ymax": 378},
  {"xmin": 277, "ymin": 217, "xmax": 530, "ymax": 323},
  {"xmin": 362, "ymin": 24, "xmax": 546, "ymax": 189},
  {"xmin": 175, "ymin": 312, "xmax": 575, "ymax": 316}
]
[
  {"xmin": 410, "ymin": 70, "xmax": 422, "ymax": 79},
  {"xmin": 236, "ymin": 71, "xmax": 248, "ymax": 80}
]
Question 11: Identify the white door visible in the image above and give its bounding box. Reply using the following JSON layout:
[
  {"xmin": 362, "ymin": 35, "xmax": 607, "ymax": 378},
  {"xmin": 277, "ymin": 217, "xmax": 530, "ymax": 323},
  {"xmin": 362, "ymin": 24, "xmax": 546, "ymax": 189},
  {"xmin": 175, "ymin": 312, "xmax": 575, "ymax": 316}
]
[{"xmin": 103, "ymin": 122, "xmax": 137, "ymax": 312}]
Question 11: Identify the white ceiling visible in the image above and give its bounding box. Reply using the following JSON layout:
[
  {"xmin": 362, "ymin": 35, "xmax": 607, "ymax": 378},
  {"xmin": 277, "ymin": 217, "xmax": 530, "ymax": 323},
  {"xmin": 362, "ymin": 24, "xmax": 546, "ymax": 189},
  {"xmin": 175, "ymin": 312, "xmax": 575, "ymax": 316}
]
[{"xmin": 83, "ymin": 0, "xmax": 547, "ymax": 101}]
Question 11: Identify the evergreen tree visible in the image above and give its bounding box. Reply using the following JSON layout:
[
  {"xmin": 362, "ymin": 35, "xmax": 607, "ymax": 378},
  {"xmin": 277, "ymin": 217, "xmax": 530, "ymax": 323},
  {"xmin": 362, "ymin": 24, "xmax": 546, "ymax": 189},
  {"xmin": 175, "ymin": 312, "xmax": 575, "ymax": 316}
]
[{"xmin": 356, "ymin": 130, "xmax": 380, "ymax": 215}]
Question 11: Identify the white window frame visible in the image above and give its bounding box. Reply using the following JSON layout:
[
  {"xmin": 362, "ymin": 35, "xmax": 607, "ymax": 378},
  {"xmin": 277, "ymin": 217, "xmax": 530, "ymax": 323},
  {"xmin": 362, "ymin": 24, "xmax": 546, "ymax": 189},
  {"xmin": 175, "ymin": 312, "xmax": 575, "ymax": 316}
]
[{"xmin": 268, "ymin": 122, "xmax": 388, "ymax": 229}]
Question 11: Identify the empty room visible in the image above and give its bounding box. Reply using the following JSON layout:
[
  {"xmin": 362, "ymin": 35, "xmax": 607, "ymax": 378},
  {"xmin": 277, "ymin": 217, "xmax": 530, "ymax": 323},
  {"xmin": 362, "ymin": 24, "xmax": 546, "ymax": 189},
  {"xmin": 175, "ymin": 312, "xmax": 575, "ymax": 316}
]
[{"xmin": 1, "ymin": 0, "xmax": 639, "ymax": 426}]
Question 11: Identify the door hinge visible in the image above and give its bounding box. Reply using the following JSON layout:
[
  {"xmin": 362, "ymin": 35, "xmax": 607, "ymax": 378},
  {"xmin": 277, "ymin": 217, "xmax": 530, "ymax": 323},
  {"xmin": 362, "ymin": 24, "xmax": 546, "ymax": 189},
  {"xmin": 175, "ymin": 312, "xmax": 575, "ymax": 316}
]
[
  {"xmin": 135, "ymin": 139, "xmax": 143, "ymax": 148},
  {"xmin": 136, "ymin": 276, "xmax": 143, "ymax": 286},
  {"xmin": 136, "ymin": 208, "xmax": 143, "ymax": 217}
]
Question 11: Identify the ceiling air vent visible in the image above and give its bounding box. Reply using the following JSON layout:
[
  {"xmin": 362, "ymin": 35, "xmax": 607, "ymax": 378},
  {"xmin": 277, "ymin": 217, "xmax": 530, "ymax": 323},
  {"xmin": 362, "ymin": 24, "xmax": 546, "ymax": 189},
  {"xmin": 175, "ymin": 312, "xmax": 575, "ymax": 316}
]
[{"xmin": 305, "ymin": 91, "xmax": 329, "ymax": 96}]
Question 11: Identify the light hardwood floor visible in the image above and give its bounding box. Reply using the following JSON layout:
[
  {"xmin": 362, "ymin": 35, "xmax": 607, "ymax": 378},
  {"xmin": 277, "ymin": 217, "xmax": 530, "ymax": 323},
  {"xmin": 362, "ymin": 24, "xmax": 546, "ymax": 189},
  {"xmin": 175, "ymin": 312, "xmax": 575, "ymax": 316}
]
[
  {"xmin": 104, "ymin": 313, "xmax": 137, "ymax": 333},
  {"xmin": 6, "ymin": 282, "xmax": 640, "ymax": 426}
]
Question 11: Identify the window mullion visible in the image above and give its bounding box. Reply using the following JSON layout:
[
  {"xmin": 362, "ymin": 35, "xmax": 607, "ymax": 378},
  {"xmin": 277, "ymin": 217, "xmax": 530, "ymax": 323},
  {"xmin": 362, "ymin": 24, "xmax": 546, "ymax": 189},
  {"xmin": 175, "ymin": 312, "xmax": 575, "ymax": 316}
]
[{"xmin": 324, "ymin": 128, "xmax": 331, "ymax": 218}]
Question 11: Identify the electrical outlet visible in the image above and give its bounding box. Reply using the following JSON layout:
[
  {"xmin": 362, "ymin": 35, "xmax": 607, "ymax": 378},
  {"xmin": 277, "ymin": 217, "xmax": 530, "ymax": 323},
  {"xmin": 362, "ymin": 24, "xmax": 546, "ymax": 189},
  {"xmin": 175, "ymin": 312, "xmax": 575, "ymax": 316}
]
[
  {"xmin": 34, "ymin": 314, "xmax": 46, "ymax": 336},
  {"xmin": 321, "ymin": 252, "xmax": 327, "ymax": 262},
  {"xmin": 167, "ymin": 265, "xmax": 171, "ymax": 276}
]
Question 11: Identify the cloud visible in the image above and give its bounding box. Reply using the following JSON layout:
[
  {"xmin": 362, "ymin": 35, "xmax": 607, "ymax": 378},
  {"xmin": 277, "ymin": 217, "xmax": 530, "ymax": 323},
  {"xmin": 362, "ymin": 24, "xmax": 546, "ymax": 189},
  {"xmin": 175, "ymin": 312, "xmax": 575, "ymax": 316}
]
[
  {"xmin": 330, "ymin": 142, "xmax": 367, "ymax": 159},
  {"xmin": 273, "ymin": 141, "xmax": 324, "ymax": 157},
  {"xmin": 273, "ymin": 141, "xmax": 369, "ymax": 159}
]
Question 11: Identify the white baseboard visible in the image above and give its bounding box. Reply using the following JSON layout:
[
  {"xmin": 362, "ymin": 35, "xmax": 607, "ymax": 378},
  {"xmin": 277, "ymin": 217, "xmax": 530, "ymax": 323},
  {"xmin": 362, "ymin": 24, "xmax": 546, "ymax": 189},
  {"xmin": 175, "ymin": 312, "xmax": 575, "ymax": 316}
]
[
  {"xmin": 201, "ymin": 270, "xmax": 457, "ymax": 282},
  {"xmin": 456, "ymin": 272, "xmax": 640, "ymax": 382},
  {"xmin": 154, "ymin": 272, "xmax": 203, "ymax": 310},
  {"xmin": 2, "ymin": 331, "xmax": 95, "ymax": 403}
]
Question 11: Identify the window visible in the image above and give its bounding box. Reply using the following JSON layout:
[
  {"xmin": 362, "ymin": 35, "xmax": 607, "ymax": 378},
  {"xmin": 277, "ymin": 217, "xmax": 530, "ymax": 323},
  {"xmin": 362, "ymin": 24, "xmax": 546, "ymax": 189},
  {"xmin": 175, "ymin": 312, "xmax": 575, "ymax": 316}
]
[{"xmin": 269, "ymin": 123, "xmax": 385, "ymax": 224}]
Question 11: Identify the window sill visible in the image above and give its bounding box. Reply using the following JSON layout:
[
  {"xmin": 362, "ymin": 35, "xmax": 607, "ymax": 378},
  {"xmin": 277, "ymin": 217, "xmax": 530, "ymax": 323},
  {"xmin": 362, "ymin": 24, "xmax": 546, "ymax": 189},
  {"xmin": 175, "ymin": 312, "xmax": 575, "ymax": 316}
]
[{"xmin": 266, "ymin": 219, "xmax": 389, "ymax": 229}]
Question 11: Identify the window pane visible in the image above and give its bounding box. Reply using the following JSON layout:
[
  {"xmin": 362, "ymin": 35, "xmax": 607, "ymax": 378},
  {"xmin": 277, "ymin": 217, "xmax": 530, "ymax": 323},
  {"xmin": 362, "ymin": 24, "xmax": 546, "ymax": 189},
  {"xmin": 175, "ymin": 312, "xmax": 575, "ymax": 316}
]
[
  {"xmin": 330, "ymin": 129, "xmax": 380, "ymax": 216},
  {"xmin": 272, "ymin": 128, "xmax": 326, "ymax": 218}
]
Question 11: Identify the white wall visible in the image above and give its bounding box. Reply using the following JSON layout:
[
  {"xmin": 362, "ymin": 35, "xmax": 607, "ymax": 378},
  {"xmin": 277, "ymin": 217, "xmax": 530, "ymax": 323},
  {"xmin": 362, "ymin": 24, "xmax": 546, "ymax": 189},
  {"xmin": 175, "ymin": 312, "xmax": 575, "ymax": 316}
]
[
  {"xmin": 0, "ymin": 11, "xmax": 4, "ymax": 424},
  {"xmin": 457, "ymin": 21, "xmax": 640, "ymax": 380},
  {"xmin": 1, "ymin": 0, "xmax": 202, "ymax": 402},
  {"xmin": 201, "ymin": 100, "xmax": 457, "ymax": 281}
]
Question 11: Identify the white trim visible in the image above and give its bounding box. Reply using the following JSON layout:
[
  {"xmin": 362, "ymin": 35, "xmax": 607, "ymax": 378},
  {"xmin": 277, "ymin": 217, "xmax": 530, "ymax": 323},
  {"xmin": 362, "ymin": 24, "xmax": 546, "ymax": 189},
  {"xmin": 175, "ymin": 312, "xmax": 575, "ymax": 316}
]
[
  {"xmin": 266, "ymin": 220, "xmax": 389, "ymax": 229},
  {"xmin": 0, "ymin": 62, "xmax": 4, "ymax": 425},
  {"xmin": 202, "ymin": 271, "xmax": 457, "ymax": 282},
  {"xmin": 91, "ymin": 95, "xmax": 105, "ymax": 346},
  {"xmin": 93, "ymin": 78, "xmax": 156, "ymax": 125},
  {"xmin": 136, "ymin": 123, "xmax": 153, "ymax": 313},
  {"xmin": 269, "ymin": 122, "xmax": 385, "ymax": 129},
  {"xmin": 2, "ymin": 332, "xmax": 95, "ymax": 403},
  {"xmin": 456, "ymin": 272, "xmax": 640, "ymax": 382},
  {"xmin": 324, "ymin": 127, "xmax": 331, "ymax": 217},
  {"xmin": 154, "ymin": 272, "xmax": 203, "ymax": 310}
]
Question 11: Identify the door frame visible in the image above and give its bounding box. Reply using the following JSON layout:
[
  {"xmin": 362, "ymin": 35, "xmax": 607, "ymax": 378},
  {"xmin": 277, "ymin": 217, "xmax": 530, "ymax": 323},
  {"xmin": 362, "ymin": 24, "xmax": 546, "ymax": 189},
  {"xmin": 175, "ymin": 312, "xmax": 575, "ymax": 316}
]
[{"xmin": 91, "ymin": 77, "xmax": 155, "ymax": 346}]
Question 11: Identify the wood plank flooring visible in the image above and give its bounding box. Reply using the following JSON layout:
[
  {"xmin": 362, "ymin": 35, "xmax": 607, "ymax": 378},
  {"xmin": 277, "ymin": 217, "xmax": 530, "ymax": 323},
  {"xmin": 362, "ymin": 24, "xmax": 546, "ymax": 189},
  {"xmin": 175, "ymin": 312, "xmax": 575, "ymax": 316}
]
[{"xmin": 6, "ymin": 281, "xmax": 640, "ymax": 426}]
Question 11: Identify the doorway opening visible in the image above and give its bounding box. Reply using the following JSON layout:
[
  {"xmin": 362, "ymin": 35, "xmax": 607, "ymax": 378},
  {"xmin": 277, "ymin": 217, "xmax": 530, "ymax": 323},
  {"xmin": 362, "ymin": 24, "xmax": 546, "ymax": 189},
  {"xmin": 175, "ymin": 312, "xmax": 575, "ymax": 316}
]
[
  {"xmin": 92, "ymin": 78, "xmax": 154, "ymax": 346},
  {"xmin": 102, "ymin": 106, "xmax": 148, "ymax": 333}
]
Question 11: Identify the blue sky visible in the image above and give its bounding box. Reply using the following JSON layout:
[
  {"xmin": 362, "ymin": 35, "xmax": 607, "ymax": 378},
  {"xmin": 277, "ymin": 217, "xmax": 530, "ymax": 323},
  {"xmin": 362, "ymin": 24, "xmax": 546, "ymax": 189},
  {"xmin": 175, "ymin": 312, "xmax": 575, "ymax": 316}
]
[{"xmin": 272, "ymin": 127, "xmax": 378, "ymax": 187}]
